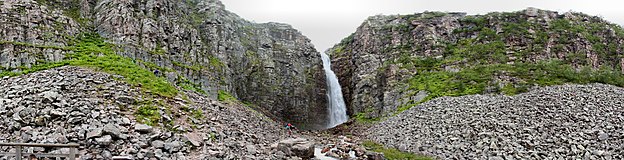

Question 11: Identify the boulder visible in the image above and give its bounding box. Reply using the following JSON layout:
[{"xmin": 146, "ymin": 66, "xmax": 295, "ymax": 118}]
[
  {"xmin": 86, "ymin": 128, "xmax": 103, "ymax": 139},
  {"xmin": 151, "ymin": 140, "xmax": 165, "ymax": 149},
  {"xmin": 134, "ymin": 124, "xmax": 153, "ymax": 133},
  {"xmin": 183, "ymin": 133, "xmax": 203, "ymax": 147},
  {"xmin": 95, "ymin": 135, "xmax": 113, "ymax": 145},
  {"xmin": 277, "ymin": 138, "xmax": 315, "ymax": 158},
  {"xmin": 103, "ymin": 124, "xmax": 123, "ymax": 139}
]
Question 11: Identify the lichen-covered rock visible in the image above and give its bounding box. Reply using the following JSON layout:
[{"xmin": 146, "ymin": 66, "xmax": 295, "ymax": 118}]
[
  {"xmin": 329, "ymin": 8, "xmax": 624, "ymax": 118},
  {"xmin": 0, "ymin": 0, "xmax": 328, "ymax": 129}
]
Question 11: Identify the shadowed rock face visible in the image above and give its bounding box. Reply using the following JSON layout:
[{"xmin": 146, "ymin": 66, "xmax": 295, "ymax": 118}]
[
  {"xmin": 0, "ymin": 0, "xmax": 328, "ymax": 129},
  {"xmin": 329, "ymin": 8, "xmax": 624, "ymax": 118}
]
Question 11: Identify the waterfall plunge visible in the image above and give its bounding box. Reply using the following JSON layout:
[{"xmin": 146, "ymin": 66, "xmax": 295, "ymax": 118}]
[{"xmin": 321, "ymin": 53, "xmax": 348, "ymax": 128}]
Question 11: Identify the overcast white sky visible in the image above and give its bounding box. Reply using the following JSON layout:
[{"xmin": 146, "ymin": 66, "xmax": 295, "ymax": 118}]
[{"xmin": 220, "ymin": 0, "xmax": 624, "ymax": 52}]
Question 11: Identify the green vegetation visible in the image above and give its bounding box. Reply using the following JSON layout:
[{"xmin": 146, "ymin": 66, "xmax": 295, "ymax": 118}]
[
  {"xmin": 192, "ymin": 110, "xmax": 205, "ymax": 119},
  {"xmin": 177, "ymin": 77, "xmax": 206, "ymax": 94},
  {"xmin": 138, "ymin": 60, "xmax": 174, "ymax": 73},
  {"xmin": 217, "ymin": 90, "xmax": 238, "ymax": 102},
  {"xmin": 390, "ymin": 13, "xmax": 624, "ymax": 113},
  {"xmin": 61, "ymin": 0, "xmax": 91, "ymax": 27},
  {"xmin": 363, "ymin": 140, "xmax": 432, "ymax": 160},
  {"xmin": 209, "ymin": 56, "xmax": 225, "ymax": 69},
  {"xmin": 354, "ymin": 111, "xmax": 381, "ymax": 123},
  {"xmin": 398, "ymin": 59, "xmax": 624, "ymax": 111},
  {"xmin": 149, "ymin": 45, "xmax": 167, "ymax": 55},
  {"xmin": 0, "ymin": 33, "xmax": 178, "ymax": 97},
  {"xmin": 136, "ymin": 105, "xmax": 161, "ymax": 126}
]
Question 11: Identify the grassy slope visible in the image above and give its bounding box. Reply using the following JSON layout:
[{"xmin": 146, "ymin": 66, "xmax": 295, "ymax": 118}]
[{"xmin": 0, "ymin": 33, "xmax": 178, "ymax": 97}]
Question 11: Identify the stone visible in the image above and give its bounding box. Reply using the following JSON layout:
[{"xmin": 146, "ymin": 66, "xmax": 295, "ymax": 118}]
[
  {"xmin": 134, "ymin": 124, "xmax": 153, "ymax": 133},
  {"xmin": 154, "ymin": 149, "xmax": 164, "ymax": 159},
  {"xmin": 115, "ymin": 96, "xmax": 136, "ymax": 105},
  {"xmin": 183, "ymin": 133, "xmax": 202, "ymax": 147},
  {"xmin": 120, "ymin": 117, "xmax": 131, "ymax": 125},
  {"xmin": 103, "ymin": 124, "xmax": 123, "ymax": 139},
  {"xmin": 41, "ymin": 91, "xmax": 60, "ymax": 103},
  {"xmin": 95, "ymin": 135, "xmax": 112, "ymax": 145},
  {"xmin": 54, "ymin": 134, "xmax": 69, "ymax": 144},
  {"xmin": 365, "ymin": 151, "xmax": 385, "ymax": 160},
  {"xmin": 246, "ymin": 145, "xmax": 257, "ymax": 155},
  {"xmin": 152, "ymin": 140, "xmax": 165, "ymax": 149},
  {"xmin": 164, "ymin": 141, "xmax": 183, "ymax": 153},
  {"xmin": 277, "ymin": 138, "xmax": 315, "ymax": 158},
  {"xmin": 50, "ymin": 109, "xmax": 67, "ymax": 117},
  {"xmin": 102, "ymin": 150, "xmax": 112, "ymax": 159},
  {"xmin": 598, "ymin": 132, "xmax": 608, "ymax": 141},
  {"xmin": 86, "ymin": 128, "xmax": 103, "ymax": 139},
  {"xmin": 34, "ymin": 116, "xmax": 46, "ymax": 126}
]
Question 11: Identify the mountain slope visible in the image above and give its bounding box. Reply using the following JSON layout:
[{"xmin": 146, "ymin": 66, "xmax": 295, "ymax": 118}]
[
  {"xmin": 0, "ymin": 0, "xmax": 328, "ymax": 129},
  {"xmin": 0, "ymin": 66, "xmax": 293, "ymax": 159},
  {"xmin": 328, "ymin": 8, "xmax": 624, "ymax": 119},
  {"xmin": 367, "ymin": 83, "xmax": 624, "ymax": 159}
]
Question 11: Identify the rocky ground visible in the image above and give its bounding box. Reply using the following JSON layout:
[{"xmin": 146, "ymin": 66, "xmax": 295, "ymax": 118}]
[
  {"xmin": 0, "ymin": 66, "xmax": 341, "ymax": 159},
  {"xmin": 367, "ymin": 83, "xmax": 624, "ymax": 159}
]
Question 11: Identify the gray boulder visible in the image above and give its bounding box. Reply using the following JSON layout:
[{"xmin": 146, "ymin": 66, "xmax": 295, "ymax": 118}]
[{"xmin": 277, "ymin": 138, "xmax": 315, "ymax": 158}]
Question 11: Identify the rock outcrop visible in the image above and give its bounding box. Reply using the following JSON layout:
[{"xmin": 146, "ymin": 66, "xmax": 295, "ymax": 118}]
[
  {"xmin": 0, "ymin": 66, "xmax": 307, "ymax": 159},
  {"xmin": 0, "ymin": 0, "xmax": 328, "ymax": 129},
  {"xmin": 367, "ymin": 84, "xmax": 624, "ymax": 159},
  {"xmin": 329, "ymin": 8, "xmax": 624, "ymax": 118}
]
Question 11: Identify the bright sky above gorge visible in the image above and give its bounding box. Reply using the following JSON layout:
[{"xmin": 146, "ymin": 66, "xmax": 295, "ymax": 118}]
[{"xmin": 220, "ymin": 0, "xmax": 624, "ymax": 52}]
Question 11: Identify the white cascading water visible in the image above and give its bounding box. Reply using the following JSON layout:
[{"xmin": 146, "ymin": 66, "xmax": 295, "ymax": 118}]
[{"xmin": 320, "ymin": 53, "xmax": 348, "ymax": 128}]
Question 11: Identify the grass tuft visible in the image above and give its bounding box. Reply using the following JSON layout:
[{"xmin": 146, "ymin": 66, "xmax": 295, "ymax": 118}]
[
  {"xmin": 362, "ymin": 140, "xmax": 433, "ymax": 160},
  {"xmin": 217, "ymin": 90, "xmax": 237, "ymax": 102}
]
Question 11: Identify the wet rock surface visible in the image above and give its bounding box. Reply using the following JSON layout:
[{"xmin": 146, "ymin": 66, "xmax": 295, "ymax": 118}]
[{"xmin": 368, "ymin": 84, "xmax": 624, "ymax": 159}]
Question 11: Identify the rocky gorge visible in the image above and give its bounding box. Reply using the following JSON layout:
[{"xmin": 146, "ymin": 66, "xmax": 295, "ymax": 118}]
[{"xmin": 1, "ymin": 0, "xmax": 624, "ymax": 159}]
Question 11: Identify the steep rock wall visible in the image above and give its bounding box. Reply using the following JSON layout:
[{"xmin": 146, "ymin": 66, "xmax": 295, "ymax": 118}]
[
  {"xmin": 330, "ymin": 8, "xmax": 624, "ymax": 118},
  {"xmin": 0, "ymin": 0, "xmax": 328, "ymax": 129}
]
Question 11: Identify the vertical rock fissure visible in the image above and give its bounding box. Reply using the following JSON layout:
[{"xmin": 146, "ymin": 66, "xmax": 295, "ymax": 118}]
[{"xmin": 321, "ymin": 53, "xmax": 348, "ymax": 128}]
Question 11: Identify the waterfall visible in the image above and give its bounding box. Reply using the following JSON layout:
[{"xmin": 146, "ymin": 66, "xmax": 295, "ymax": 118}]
[{"xmin": 321, "ymin": 53, "xmax": 348, "ymax": 128}]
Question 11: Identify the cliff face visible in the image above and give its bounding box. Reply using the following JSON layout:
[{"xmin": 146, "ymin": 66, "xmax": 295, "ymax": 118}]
[
  {"xmin": 0, "ymin": 0, "xmax": 327, "ymax": 129},
  {"xmin": 329, "ymin": 8, "xmax": 624, "ymax": 119}
]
